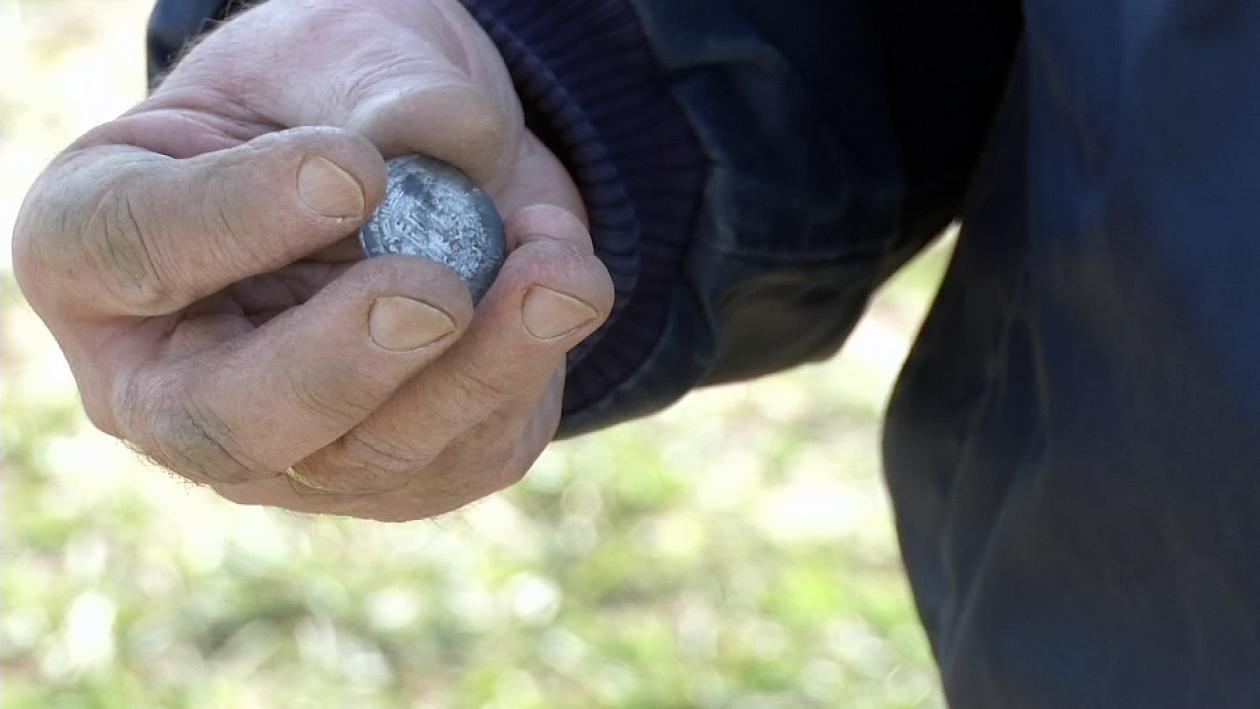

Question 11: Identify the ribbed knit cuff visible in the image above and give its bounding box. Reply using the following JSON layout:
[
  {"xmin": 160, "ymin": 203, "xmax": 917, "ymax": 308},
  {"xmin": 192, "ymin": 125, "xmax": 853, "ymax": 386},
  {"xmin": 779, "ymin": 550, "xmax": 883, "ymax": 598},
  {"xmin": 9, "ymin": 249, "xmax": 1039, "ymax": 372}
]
[{"xmin": 459, "ymin": 0, "xmax": 706, "ymax": 428}]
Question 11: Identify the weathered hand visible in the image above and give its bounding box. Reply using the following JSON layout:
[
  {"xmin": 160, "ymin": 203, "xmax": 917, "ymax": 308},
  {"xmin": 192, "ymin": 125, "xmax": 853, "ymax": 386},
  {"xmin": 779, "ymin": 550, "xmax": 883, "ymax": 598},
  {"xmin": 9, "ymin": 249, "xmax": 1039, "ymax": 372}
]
[{"xmin": 12, "ymin": 0, "xmax": 612, "ymax": 521}]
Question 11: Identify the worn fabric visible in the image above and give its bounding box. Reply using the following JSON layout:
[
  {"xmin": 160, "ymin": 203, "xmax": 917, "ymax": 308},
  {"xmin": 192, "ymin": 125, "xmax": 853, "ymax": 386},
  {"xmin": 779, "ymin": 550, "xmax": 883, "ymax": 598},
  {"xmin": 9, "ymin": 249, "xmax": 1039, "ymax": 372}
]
[{"xmin": 148, "ymin": 1, "xmax": 1260, "ymax": 705}]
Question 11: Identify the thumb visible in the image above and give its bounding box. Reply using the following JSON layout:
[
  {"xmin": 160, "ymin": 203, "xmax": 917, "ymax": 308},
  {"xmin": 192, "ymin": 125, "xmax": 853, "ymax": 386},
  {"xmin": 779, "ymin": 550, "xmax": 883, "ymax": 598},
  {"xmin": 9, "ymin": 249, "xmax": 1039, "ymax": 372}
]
[{"xmin": 19, "ymin": 125, "xmax": 385, "ymax": 318}]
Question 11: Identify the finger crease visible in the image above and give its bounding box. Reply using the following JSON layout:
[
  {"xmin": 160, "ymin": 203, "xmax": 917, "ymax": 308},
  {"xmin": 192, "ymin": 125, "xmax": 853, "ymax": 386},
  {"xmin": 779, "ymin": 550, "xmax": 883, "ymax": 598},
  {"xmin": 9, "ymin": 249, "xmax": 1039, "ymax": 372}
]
[
  {"xmin": 287, "ymin": 370, "xmax": 373, "ymax": 425},
  {"xmin": 161, "ymin": 400, "xmax": 263, "ymax": 480},
  {"xmin": 95, "ymin": 192, "xmax": 167, "ymax": 307},
  {"xmin": 344, "ymin": 429, "xmax": 427, "ymax": 474}
]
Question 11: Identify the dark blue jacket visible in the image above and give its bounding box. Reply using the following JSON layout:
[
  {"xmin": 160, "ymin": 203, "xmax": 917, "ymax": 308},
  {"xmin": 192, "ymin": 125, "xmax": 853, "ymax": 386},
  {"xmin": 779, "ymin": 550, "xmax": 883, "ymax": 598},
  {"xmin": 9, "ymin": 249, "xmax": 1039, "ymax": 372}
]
[{"xmin": 149, "ymin": 2, "xmax": 1260, "ymax": 705}]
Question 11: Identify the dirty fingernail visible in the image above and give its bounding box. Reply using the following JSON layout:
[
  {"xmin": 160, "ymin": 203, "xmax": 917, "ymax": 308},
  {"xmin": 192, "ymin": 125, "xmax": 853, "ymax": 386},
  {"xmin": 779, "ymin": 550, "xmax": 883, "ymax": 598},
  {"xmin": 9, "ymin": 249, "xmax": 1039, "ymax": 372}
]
[
  {"xmin": 298, "ymin": 155, "xmax": 365, "ymax": 218},
  {"xmin": 369, "ymin": 296, "xmax": 456, "ymax": 351},
  {"xmin": 522, "ymin": 286, "xmax": 598, "ymax": 340}
]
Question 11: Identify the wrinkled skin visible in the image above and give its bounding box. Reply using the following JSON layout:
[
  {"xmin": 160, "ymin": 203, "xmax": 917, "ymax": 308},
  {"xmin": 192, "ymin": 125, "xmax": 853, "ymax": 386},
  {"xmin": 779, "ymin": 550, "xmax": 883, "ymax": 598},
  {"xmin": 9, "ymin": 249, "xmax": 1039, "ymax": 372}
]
[{"xmin": 11, "ymin": 0, "xmax": 614, "ymax": 521}]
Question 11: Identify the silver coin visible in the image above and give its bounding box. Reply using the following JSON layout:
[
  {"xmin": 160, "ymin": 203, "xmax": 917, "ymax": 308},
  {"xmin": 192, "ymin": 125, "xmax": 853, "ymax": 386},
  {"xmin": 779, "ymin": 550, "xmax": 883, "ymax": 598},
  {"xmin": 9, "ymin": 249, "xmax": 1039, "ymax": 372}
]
[{"xmin": 360, "ymin": 154, "xmax": 505, "ymax": 303}]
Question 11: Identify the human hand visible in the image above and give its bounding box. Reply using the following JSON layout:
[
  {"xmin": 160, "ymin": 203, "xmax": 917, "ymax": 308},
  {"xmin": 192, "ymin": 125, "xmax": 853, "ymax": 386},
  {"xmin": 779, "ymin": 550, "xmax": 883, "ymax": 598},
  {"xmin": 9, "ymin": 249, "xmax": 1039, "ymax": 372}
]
[{"xmin": 12, "ymin": 0, "xmax": 613, "ymax": 521}]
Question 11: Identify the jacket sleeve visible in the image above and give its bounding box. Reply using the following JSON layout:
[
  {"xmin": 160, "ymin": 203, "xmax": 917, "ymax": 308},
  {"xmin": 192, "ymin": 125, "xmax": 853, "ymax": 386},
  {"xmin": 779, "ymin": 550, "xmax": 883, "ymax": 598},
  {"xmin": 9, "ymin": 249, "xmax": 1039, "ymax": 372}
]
[
  {"xmin": 146, "ymin": 0, "xmax": 1021, "ymax": 437},
  {"xmin": 452, "ymin": 0, "xmax": 1021, "ymax": 436}
]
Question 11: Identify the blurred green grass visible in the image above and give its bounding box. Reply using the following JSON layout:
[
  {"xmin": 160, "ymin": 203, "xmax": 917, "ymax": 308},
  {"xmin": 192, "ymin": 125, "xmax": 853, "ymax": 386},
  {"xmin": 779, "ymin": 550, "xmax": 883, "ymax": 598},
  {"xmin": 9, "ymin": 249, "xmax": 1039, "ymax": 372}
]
[{"xmin": 1, "ymin": 1, "xmax": 952, "ymax": 706}]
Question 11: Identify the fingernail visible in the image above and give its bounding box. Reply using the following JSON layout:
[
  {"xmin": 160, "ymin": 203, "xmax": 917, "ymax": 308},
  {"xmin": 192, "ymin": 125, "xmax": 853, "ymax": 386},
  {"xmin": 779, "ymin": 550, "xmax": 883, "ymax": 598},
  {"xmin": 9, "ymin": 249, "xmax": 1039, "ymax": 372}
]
[
  {"xmin": 522, "ymin": 286, "xmax": 598, "ymax": 340},
  {"xmin": 298, "ymin": 155, "xmax": 365, "ymax": 218},
  {"xmin": 369, "ymin": 297, "xmax": 456, "ymax": 351}
]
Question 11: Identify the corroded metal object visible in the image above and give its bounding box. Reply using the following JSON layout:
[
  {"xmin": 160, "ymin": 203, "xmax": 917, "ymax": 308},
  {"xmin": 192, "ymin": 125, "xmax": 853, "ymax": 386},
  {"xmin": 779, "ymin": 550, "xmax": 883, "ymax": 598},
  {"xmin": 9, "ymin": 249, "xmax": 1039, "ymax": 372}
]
[{"xmin": 360, "ymin": 155, "xmax": 505, "ymax": 303}]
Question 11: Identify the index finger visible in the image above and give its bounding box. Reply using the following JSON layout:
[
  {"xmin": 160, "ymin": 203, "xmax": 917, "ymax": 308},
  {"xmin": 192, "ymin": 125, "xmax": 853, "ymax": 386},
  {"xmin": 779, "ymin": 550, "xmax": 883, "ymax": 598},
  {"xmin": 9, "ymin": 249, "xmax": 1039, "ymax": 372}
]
[{"xmin": 18, "ymin": 126, "xmax": 384, "ymax": 317}]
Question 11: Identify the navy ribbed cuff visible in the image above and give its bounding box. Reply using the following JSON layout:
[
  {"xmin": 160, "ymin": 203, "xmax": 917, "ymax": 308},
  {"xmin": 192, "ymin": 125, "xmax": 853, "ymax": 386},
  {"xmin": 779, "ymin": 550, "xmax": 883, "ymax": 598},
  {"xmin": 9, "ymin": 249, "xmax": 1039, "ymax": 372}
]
[{"xmin": 459, "ymin": 0, "xmax": 706, "ymax": 426}]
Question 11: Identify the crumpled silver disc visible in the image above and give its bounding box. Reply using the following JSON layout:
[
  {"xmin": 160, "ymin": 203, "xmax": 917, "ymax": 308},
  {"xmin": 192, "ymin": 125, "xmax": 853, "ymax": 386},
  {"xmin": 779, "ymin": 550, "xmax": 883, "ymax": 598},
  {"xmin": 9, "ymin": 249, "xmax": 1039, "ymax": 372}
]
[{"xmin": 360, "ymin": 154, "xmax": 505, "ymax": 303}]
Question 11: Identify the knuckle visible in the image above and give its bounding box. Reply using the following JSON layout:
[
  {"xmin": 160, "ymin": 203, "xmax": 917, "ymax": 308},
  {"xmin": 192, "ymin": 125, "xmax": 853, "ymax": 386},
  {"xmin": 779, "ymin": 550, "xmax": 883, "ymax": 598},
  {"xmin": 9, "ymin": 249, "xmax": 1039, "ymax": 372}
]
[
  {"xmin": 14, "ymin": 150, "xmax": 189, "ymax": 316},
  {"xmin": 12, "ymin": 158, "xmax": 83, "ymax": 277},
  {"xmin": 83, "ymin": 183, "xmax": 180, "ymax": 314},
  {"xmin": 149, "ymin": 399, "xmax": 267, "ymax": 484}
]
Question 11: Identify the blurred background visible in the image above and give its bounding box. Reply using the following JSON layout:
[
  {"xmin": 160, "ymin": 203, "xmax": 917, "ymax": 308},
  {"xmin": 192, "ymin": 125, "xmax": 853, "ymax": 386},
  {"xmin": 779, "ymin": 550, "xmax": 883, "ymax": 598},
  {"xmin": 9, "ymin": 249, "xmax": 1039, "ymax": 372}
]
[{"xmin": 1, "ymin": 1, "xmax": 954, "ymax": 706}]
